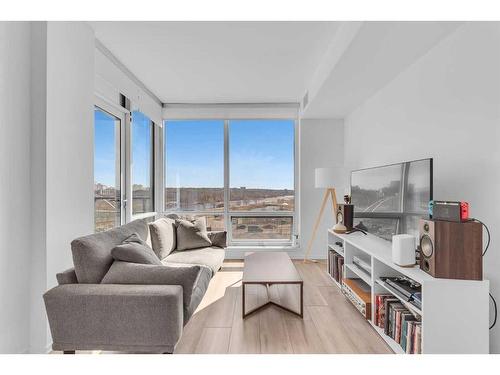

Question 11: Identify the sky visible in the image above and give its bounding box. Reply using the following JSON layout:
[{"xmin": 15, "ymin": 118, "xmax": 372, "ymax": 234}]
[
  {"xmin": 166, "ymin": 119, "xmax": 294, "ymax": 190},
  {"xmin": 95, "ymin": 113, "xmax": 295, "ymax": 190},
  {"xmin": 94, "ymin": 109, "xmax": 152, "ymax": 188},
  {"xmin": 94, "ymin": 109, "xmax": 118, "ymax": 187}
]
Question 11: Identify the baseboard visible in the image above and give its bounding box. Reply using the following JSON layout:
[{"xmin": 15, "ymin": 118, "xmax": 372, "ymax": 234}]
[{"xmin": 225, "ymin": 250, "xmax": 327, "ymax": 260}]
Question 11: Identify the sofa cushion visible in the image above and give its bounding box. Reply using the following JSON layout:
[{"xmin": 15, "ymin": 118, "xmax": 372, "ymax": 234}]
[
  {"xmin": 149, "ymin": 218, "xmax": 177, "ymax": 259},
  {"xmin": 71, "ymin": 219, "xmax": 149, "ymax": 283},
  {"xmin": 207, "ymin": 231, "xmax": 227, "ymax": 248},
  {"xmin": 101, "ymin": 261, "xmax": 212, "ymax": 322},
  {"xmin": 56, "ymin": 268, "xmax": 78, "ymax": 285},
  {"xmin": 111, "ymin": 233, "xmax": 162, "ymax": 265},
  {"xmin": 163, "ymin": 246, "xmax": 225, "ymax": 275},
  {"xmin": 175, "ymin": 218, "xmax": 212, "ymax": 251}
]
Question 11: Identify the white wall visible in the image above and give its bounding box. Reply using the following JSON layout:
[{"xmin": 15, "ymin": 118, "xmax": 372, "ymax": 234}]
[
  {"xmin": 300, "ymin": 119, "xmax": 345, "ymax": 259},
  {"xmin": 344, "ymin": 22, "xmax": 500, "ymax": 352},
  {"xmin": 29, "ymin": 21, "xmax": 48, "ymax": 354},
  {"xmin": 0, "ymin": 22, "xmax": 32, "ymax": 354},
  {"xmin": 95, "ymin": 47, "xmax": 162, "ymax": 124},
  {"xmin": 27, "ymin": 21, "xmax": 95, "ymax": 353},
  {"xmin": 45, "ymin": 21, "xmax": 95, "ymax": 291}
]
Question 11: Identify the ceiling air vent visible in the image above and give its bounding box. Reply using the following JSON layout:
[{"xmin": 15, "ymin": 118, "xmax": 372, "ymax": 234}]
[
  {"xmin": 120, "ymin": 93, "xmax": 131, "ymax": 110},
  {"xmin": 302, "ymin": 91, "xmax": 309, "ymax": 110}
]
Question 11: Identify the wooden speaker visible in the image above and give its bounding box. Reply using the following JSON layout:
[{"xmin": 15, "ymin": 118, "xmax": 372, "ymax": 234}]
[
  {"xmin": 419, "ymin": 219, "xmax": 482, "ymax": 280},
  {"xmin": 337, "ymin": 204, "xmax": 354, "ymax": 230}
]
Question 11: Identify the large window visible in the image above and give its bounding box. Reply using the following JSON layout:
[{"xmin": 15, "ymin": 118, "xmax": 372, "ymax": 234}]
[
  {"xmin": 131, "ymin": 111, "xmax": 155, "ymax": 215},
  {"xmin": 94, "ymin": 107, "xmax": 122, "ymax": 232},
  {"xmin": 228, "ymin": 119, "xmax": 295, "ymax": 243},
  {"xmin": 164, "ymin": 118, "xmax": 296, "ymax": 246},
  {"xmin": 165, "ymin": 120, "xmax": 224, "ymax": 211}
]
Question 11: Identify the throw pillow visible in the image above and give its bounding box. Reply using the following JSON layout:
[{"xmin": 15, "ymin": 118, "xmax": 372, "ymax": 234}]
[
  {"xmin": 175, "ymin": 218, "xmax": 212, "ymax": 251},
  {"xmin": 208, "ymin": 231, "xmax": 227, "ymax": 248},
  {"xmin": 149, "ymin": 217, "xmax": 177, "ymax": 259},
  {"xmin": 111, "ymin": 233, "xmax": 162, "ymax": 265}
]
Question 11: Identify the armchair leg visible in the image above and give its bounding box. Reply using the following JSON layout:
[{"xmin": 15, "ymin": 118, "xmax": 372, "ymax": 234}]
[{"xmin": 63, "ymin": 350, "xmax": 75, "ymax": 354}]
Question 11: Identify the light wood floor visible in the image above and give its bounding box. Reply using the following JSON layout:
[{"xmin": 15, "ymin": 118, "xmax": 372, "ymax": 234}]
[
  {"xmin": 174, "ymin": 259, "xmax": 392, "ymax": 354},
  {"xmin": 54, "ymin": 260, "xmax": 392, "ymax": 354}
]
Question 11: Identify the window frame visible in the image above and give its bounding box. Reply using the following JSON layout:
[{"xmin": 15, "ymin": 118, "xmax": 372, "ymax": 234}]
[
  {"xmin": 163, "ymin": 118, "xmax": 299, "ymax": 248},
  {"xmin": 129, "ymin": 111, "xmax": 157, "ymax": 221},
  {"xmin": 93, "ymin": 98, "xmax": 127, "ymax": 232}
]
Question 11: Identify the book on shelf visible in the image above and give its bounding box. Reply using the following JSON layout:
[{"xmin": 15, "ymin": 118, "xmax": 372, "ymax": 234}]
[
  {"xmin": 400, "ymin": 312, "xmax": 417, "ymax": 352},
  {"xmin": 405, "ymin": 321, "xmax": 422, "ymax": 354},
  {"xmin": 378, "ymin": 295, "xmax": 422, "ymax": 354},
  {"xmin": 374, "ymin": 294, "xmax": 394, "ymax": 327},
  {"xmin": 327, "ymin": 249, "xmax": 344, "ymax": 284}
]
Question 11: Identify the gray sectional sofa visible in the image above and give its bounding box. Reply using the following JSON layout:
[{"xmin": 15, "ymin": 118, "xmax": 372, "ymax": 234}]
[{"xmin": 43, "ymin": 217, "xmax": 226, "ymax": 354}]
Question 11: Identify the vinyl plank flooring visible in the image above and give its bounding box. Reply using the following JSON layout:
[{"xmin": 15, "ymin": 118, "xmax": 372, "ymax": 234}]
[
  {"xmin": 284, "ymin": 319, "xmax": 326, "ymax": 354},
  {"xmin": 203, "ymin": 286, "xmax": 238, "ymax": 328},
  {"xmin": 302, "ymin": 282, "xmax": 328, "ymax": 306},
  {"xmin": 259, "ymin": 306, "xmax": 293, "ymax": 354},
  {"xmin": 194, "ymin": 328, "xmax": 231, "ymax": 354},
  {"xmin": 294, "ymin": 261, "xmax": 334, "ymax": 287},
  {"xmin": 174, "ymin": 307, "xmax": 211, "ymax": 353},
  {"xmin": 229, "ymin": 290, "xmax": 261, "ymax": 354},
  {"xmin": 318, "ymin": 286, "xmax": 391, "ymax": 354},
  {"xmin": 308, "ymin": 305, "xmax": 359, "ymax": 353}
]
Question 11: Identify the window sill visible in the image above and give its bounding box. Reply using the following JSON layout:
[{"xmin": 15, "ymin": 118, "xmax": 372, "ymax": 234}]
[
  {"xmin": 227, "ymin": 245, "xmax": 300, "ymax": 252},
  {"xmin": 132, "ymin": 212, "xmax": 157, "ymax": 220}
]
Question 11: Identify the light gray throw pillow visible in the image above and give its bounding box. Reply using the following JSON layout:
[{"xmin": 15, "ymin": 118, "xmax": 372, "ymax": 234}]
[
  {"xmin": 208, "ymin": 231, "xmax": 227, "ymax": 248},
  {"xmin": 149, "ymin": 218, "xmax": 177, "ymax": 260},
  {"xmin": 175, "ymin": 218, "xmax": 212, "ymax": 251},
  {"xmin": 111, "ymin": 233, "xmax": 162, "ymax": 265}
]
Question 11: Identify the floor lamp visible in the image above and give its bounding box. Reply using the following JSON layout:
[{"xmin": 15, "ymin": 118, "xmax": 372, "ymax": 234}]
[{"xmin": 304, "ymin": 167, "xmax": 346, "ymax": 263}]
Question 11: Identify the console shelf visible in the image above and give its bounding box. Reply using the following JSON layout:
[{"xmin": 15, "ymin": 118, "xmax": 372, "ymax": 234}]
[{"xmin": 327, "ymin": 229, "xmax": 490, "ymax": 354}]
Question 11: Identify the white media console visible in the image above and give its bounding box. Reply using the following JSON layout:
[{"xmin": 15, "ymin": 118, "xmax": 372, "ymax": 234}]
[{"xmin": 327, "ymin": 229, "xmax": 490, "ymax": 354}]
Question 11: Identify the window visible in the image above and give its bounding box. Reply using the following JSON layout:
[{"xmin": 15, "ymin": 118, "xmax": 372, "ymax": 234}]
[
  {"xmin": 165, "ymin": 120, "xmax": 224, "ymax": 211},
  {"xmin": 228, "ymin": 119, "xmax": 295, "ymax": 243},
  {"xmin": 94, "ymin": 107, "xmax": 121, "ymax": 232},
  {"xmin": 164, "ymin": 118, "xmax": 296, "ymax": 246},
  {"xmin": 231, "ymin": 216, "xmax": 293, "ymax": 241},
  {"xmin": 131, "ymin": 111, "xmax": 155, "ymax": 215}
]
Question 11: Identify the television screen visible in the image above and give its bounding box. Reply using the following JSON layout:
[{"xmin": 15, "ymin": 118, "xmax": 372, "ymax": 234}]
[{"xmin": 350, "ymin": 158, "xmax": 433, "ymax": 241}]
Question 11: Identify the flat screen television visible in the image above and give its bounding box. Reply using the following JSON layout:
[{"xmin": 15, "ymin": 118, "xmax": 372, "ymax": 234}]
[{"xmin": 350, "ymin": 158, "xmax": 433, "ymax": 242}]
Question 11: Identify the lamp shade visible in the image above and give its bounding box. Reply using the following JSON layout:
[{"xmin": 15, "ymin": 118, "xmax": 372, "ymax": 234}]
[{"xmin": 315, "ymin": 167, "xmax": 343, "ymax": 188}]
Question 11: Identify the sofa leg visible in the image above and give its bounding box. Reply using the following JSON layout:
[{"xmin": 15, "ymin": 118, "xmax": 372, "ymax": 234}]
[{"xmin": 63, "ymin": 350, "xmax": 75, "ymax": 354}]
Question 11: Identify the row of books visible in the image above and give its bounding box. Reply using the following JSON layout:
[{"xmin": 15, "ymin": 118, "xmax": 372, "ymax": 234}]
[
  {"xmin": 375, "ymin": 294, "xmax": 422, "ymax": 354},
  {"xmin": 327, "ymin": 249, "xmax": 344, "ymax": 284}
]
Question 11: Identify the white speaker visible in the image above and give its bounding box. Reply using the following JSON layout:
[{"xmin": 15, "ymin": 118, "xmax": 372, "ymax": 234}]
[{"xmin": 392, "ymin": 234, "xmax": 416, "ymax": 267}]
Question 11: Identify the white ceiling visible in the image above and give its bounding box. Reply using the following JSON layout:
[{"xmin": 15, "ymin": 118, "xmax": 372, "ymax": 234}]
[
  {"xmin": 90, "ymin": 21, "xmax": 339, "ymax": 104},
  {"xmin": 302, "ymin": 22, "xmax": 463, "ymax": 118}
]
